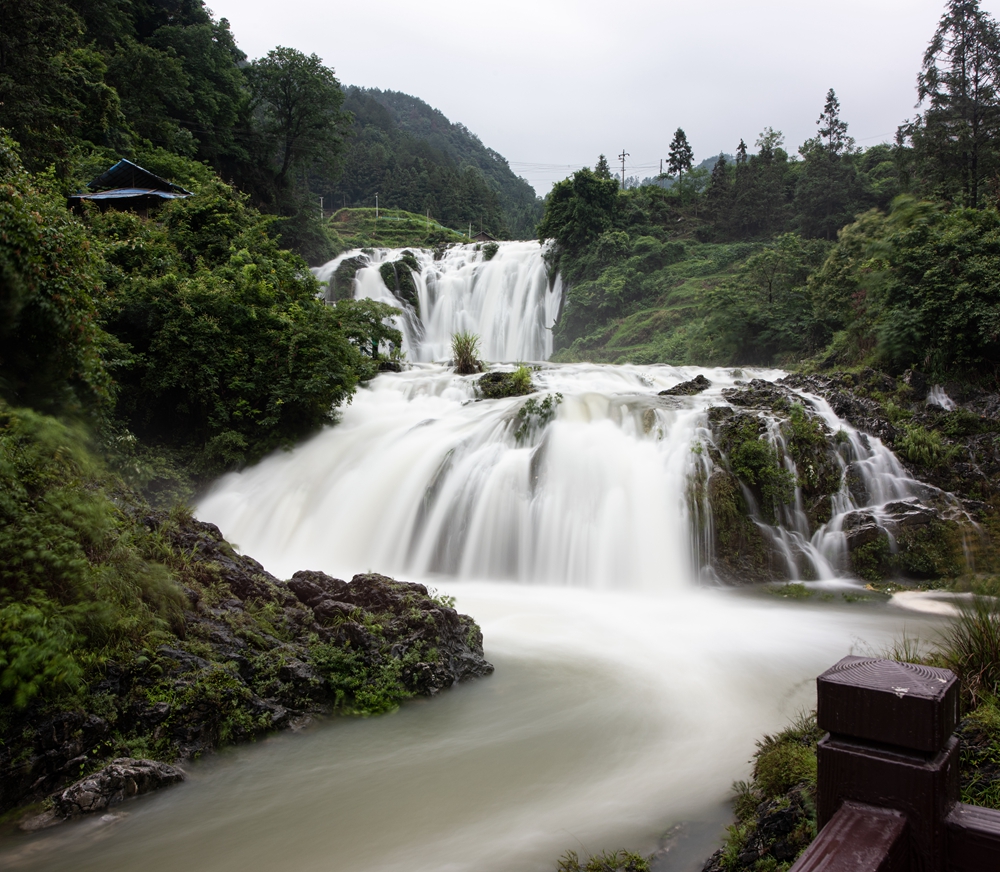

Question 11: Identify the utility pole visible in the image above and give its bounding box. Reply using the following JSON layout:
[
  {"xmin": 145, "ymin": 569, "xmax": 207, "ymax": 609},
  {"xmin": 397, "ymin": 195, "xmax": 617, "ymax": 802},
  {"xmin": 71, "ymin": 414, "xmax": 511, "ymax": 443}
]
[
  {"xmin": 660, "ymin": 158, "xmax": 663, "ymax": 176},
  {"xmin": 619, "ymin": 149, "xmax": 629, "ymax": 190},
  {"xmin": 319, "ymin": 196, "xmax": 324, "ymax": 220}
]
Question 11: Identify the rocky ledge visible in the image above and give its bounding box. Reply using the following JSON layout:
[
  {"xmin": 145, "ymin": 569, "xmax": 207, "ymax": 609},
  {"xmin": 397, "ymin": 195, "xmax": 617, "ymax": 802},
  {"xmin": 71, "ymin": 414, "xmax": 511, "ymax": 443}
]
[
  {"xmin": 1, "ymin": 515, "xmax": 493, "ymax": 825},
  {"xmin": 691, "ymin": 374, "xmax": 992, "ymax": 584}
]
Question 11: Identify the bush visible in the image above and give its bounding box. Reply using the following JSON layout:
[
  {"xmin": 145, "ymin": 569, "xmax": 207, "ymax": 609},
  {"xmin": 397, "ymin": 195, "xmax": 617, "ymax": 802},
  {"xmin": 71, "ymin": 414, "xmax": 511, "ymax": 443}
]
[{"xmin": 452, "ymin": 331, "xmax": 483, "ymax": 374}]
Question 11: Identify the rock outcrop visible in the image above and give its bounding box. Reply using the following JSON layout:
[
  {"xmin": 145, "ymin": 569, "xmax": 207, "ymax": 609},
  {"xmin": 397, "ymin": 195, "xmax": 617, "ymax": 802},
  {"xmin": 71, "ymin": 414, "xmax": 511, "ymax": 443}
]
[{"xmin": 0, "ymin": 515, "xmax": 493, "ymax": 823}]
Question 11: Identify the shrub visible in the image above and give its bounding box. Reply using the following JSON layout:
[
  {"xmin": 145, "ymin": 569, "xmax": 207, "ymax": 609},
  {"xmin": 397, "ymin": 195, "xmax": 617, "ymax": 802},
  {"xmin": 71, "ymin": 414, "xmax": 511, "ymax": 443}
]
[
  {"xmin": 897, "ymin": 424, "xmax": 952, "ymax": 467},
  {"xmin": 452, "ymin": 331, "xmax": 483, "ymax": 374}
]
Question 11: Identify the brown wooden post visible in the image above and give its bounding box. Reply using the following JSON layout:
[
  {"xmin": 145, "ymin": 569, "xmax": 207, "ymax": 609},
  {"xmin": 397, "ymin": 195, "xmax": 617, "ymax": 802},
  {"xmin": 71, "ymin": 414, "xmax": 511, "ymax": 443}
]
[{"xmin": 789, "ymin": 656, "xmax": 1000, "ymax": 872}]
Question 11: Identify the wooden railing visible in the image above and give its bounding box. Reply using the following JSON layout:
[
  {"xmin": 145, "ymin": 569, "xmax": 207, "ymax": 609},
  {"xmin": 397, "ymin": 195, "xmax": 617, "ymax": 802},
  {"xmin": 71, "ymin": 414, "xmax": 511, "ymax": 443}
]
[{"xmin": 790, "ymin": 656, "xmax": 1000, "ymax": 871}]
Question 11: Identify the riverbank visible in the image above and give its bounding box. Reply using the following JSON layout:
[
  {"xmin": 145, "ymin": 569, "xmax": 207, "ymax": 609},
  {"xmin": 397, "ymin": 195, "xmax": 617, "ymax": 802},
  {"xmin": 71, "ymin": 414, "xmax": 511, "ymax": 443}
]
[{"xmin": 0, "ymin": 507, "xmax": 492, "ymax": 828}]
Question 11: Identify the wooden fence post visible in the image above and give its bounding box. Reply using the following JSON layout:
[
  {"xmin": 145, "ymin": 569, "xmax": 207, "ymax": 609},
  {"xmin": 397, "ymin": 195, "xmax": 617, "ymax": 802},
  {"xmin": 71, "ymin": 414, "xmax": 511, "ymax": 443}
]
[{"xmin": 789, "ymin": 656, "xmax": 1000, "ymax": 872}]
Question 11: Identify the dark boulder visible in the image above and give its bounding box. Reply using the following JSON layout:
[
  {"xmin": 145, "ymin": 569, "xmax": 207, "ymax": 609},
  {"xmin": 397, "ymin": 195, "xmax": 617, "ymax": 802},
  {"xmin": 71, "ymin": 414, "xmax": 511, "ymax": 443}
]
[{"xmin": 659, "ymin": 374, "xmax": 711, "ymax": 397}]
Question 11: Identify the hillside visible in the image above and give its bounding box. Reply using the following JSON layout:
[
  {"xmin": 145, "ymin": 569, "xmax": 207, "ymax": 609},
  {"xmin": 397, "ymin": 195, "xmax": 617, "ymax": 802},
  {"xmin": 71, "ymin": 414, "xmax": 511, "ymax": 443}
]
[
  {"xmin": 327, "ymin": 87, "xmax": 543, "ymax": 240},
  {"xmin": 329, "ymin": 207, "xmax": 468, "ymax": 250}
]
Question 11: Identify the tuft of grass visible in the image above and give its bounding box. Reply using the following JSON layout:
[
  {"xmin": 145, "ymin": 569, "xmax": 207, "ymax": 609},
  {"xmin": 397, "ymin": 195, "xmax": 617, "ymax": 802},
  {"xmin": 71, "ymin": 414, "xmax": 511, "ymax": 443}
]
[
  {"xmin": 557, "ymin": 849, "xmax": 650, "ymax": 872},
  {"xmin": 452, "ymin": 331, "xmax": 483, "ymax": 375},
  {"xmin": 939, "ymin": 596, "xmax": 1000, "ymax": 708}
]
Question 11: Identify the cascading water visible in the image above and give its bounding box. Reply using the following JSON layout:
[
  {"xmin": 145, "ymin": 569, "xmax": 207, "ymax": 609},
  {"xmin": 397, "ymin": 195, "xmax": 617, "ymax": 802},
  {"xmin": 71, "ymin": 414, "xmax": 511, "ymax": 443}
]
[
  {"xmin": 312, "ymin": 242, "xmax": 562, "ymax": 362},
  {"xmin": 2, "ymin": 242, "xmax": 966, "ymax": 872},
  {"xmin": 197, "ymin": 362, "xmax": 965, "ymax": 589}
]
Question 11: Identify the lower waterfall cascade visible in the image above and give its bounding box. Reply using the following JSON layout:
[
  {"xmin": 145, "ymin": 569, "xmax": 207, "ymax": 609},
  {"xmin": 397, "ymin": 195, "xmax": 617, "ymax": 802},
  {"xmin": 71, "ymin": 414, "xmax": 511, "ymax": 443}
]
[{"xmin": 197, "ymin": 361, "xmax": 966, "ymax": 588}]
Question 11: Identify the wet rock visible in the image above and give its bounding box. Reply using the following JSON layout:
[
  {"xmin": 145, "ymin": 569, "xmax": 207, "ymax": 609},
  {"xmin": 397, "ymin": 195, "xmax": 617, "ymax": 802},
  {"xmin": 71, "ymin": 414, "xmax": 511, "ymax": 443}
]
[
  {"xmin": 903, "ymin": 368, "xmax": 929, "ymax": 401},
  {"xmin": 659, "ymin": 374, "xmax": 711, "ymax": 397},
  {"xmin": 328, "ymin": 255, "xmax": 366, "ymax": 301},
  {"xmin": 478, "ymin": 370, "xmax": 534, "ymax": 399},
  {"xmin": 842, "ymin": 512, "xmax": 883, "ymax": 551},
  {"xmin": 50, "ymin": 759, "xmax": 184, "ymax": 819},
  {"xmin": 844, "ymin": 462, "xmax": 870, "ymax": 505},
  {"xmin": 881, "ymin": 500, "xmax": 937, "ymax": 530},
  {"xmin": 722, "ymin": 379, "xmax": 792, "ymax": 411},
  {"xmin": 1, "ymin": 509, "xmax": 494, "ymax": 821}
]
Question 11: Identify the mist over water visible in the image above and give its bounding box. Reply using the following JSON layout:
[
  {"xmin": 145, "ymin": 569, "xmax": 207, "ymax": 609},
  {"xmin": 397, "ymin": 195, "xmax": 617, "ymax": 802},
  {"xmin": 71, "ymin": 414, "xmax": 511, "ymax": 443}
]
[{"xmin": 0, "ymin": 242, "xmax": 955, "ymax": 871}]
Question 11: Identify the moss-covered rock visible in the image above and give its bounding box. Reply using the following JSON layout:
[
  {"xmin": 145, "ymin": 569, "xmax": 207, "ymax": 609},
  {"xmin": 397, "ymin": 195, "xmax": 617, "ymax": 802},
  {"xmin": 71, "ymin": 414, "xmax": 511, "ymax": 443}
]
[
  {"xmin": 0, "ymin": 515, "xmax": 493, "ymax": 821},
  {"xmin": 477, "ymin": 368, "xmax": 534, "ymax": 400},
  {"xmin": 329, "ymin": 255, "xmax": 366, "ymax": 301},
  {"xmin": 703, "ymin": 714, "xmax": 822, "ymax": 872}
]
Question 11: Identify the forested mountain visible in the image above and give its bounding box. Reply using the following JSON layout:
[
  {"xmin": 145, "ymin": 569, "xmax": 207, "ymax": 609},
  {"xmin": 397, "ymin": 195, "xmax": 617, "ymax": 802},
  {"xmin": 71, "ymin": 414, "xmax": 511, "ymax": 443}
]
[
  {"xmin": 0, "ymin": 0, "xmax": 539, "ymax": 259},
  {"xmin": 327, "ymin": 88, "xmax": 542, "ymax": 239}
]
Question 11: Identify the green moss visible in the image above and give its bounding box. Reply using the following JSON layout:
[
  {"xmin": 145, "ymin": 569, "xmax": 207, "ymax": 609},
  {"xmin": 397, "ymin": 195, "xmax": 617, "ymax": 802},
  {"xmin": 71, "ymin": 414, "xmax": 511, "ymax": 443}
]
[
  {"xmin": 718, "ymin": 415, "xmax": 795, "ymax": 524},
  {"xmin": 895, "ymin": 520, "xmax": 965, "ymax": 579},
  {"xmin": 850, "ymin": 537, "xmax": 891, "ymax": 582},
  {"xmin": 754, "ymin": 743, "xmax": 817, "ymax": 799}
]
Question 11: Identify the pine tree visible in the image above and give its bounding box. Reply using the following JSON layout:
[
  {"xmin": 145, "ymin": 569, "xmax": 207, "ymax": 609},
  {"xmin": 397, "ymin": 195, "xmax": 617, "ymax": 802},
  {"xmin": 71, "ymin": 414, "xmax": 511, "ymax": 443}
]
[
  {"xmin": 594, "ymin": 154, "xmax": 612, "ymax": 179},
  {"xmin": 667, "ymin": 128, "xmax": 694, "ymax": 193},
  {"xmin": 908, "ymin": 0, "xmax": 1000, "ymax": 205},
  {"xmin": 705, "ymin": 154, "xmax": 732, "ymax": 231},
  {"xmin": 817, "ymin": 88, "xmax": 856, "ymax": 156}
]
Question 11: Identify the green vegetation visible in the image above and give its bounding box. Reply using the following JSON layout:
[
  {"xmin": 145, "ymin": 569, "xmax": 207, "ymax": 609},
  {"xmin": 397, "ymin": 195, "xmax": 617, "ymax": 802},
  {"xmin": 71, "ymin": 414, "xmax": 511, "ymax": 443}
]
[
  {"xmin": 0, "ymin": 2, "xmax": 538, "ymax": 264},
  {"xmin": 557, "ymin": 850, "xmax": 650, "ymax": 872},
  {"xmin": 514, "ymin": 394, "xmax": 563, "ymax": 444},
  {"xmin": 477, "ymin": 366, "xmax": 534, "ymax": 400},
  {"xmin": 330, "ymin": 88, "xmax": 542, "ymax": 240},
  {"xmin": 541, "ymin": 1, "xmax": 1000, "ymax": 382},
  {"xmin": 709, "ymin": 713, "xmax": 823, "ymax": 872},
  {"xmin": 331, "ymin": 207, "xmax": 468, "ymax": 251},
  {"xmin": 452, "ymin": 331, "xmax": 484, "ymax": 375}
]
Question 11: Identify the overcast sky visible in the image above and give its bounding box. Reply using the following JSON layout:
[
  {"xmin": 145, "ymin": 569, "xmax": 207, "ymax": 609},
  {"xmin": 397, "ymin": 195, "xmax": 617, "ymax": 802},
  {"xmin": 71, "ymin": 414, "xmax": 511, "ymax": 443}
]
[{"xmin": 209, "ymin": 0, "xmax": 997, "ymax": 195}]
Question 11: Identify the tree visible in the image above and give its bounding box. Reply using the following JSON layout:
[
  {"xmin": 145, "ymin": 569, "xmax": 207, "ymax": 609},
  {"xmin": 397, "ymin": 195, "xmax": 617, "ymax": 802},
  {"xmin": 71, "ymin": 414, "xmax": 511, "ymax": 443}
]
[
  {"xmin": 817, "ymin": 88, "xmax": 856, "ymax": 156},
  {"xmin": 0, "ymin": 134, "xmax": 112, "ymax": 417},
  {"xmin": 536, "ymin": 167, "xmax": 620, "ymax": 264},
  {"xmin": 795, "ymin": 90, "xmax": 864, "ymax": 239},
  {"xmin": 246, "ymin": 47, "xmax": 349, "ymax": 188},
  {"xmin": 705, "ymin": 154, "xmax": 733, "ymax": 229},
  {"xmin": 595, "ymin": 154, "xmax": 612, "ymax": 179},
  {"xmin": 907, "ymin": 0, "xmax": 1000, "ymax": 206},
  {"xmin": 667, "ymin": 128, "xmax": 694, "ymax": 193}
]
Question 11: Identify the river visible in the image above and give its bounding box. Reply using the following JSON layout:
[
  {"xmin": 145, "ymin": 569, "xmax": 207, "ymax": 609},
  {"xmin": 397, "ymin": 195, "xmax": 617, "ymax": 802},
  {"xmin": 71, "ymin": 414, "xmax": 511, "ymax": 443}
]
[{"xmin": 0, "ymin": 242, "xmax": 955, "ymax": 872}]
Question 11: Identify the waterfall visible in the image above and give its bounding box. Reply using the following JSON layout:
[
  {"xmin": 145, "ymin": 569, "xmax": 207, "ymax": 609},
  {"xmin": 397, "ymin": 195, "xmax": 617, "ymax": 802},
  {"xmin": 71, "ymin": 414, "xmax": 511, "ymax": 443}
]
[
  {"xmin": 197, "ymin": 243, "xmax": 971, "ymax": 588},
  {"xmin": 197, "ymin": 362, "xmax": 962, "ymax": 587},
  {"xmin": 312, "ymin": 242, "xmax": 562, "ymax": 363}
]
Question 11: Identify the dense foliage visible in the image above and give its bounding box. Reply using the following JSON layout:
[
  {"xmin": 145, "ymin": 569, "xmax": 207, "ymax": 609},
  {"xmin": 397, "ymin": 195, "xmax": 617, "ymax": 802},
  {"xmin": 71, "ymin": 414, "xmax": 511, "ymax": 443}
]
[
  {"xmin": 328, "ymin": 88, "xmax": 542, "ymax": 240},
  {"xmin": 0, "ymin": 0, "xmax": 538, "ymax": 262}
]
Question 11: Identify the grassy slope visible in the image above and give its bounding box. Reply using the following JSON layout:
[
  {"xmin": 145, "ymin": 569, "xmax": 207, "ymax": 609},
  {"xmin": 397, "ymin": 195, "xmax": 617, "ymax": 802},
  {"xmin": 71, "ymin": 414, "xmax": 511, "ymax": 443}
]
[
  {"xmin": 330, "ymin": 207, "xmax": 469, "ymax": 251},
  {"xmin": 551, "ymin": 241, "xmax": 756, "ymax": 366}
]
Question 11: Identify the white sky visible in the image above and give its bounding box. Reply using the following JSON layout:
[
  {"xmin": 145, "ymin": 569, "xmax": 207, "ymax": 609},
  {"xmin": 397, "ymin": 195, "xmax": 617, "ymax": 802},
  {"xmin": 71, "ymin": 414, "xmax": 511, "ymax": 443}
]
[{"xmin": 208, "ymin": 0, "xmax": 997, "ymax": 195}]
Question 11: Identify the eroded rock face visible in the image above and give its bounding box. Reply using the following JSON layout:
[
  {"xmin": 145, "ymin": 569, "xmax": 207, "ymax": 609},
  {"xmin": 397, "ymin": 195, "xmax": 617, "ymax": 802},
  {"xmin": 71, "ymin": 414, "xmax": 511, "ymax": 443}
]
[{"xmin": 53, "ymin": 759, "xmax": 185, "ymax": 818}]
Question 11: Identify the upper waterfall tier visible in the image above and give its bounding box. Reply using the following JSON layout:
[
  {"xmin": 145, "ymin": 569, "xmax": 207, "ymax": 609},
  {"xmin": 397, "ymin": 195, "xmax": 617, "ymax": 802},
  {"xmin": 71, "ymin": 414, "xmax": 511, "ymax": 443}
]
[{"xmin": 312, "ymin": 242, "xmax": 562, "ymax": 363}]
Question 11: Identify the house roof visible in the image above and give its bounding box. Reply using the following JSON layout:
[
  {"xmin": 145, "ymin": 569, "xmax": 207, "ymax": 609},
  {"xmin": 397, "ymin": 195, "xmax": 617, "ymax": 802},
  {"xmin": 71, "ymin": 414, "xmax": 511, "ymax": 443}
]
[
  {"xmin": 87, "ymin": 159, "xmax": 192, "ymax": 195},
  {"xmin": 72, "ymin": 188, "xmax": 191, "ymax": 202}
]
